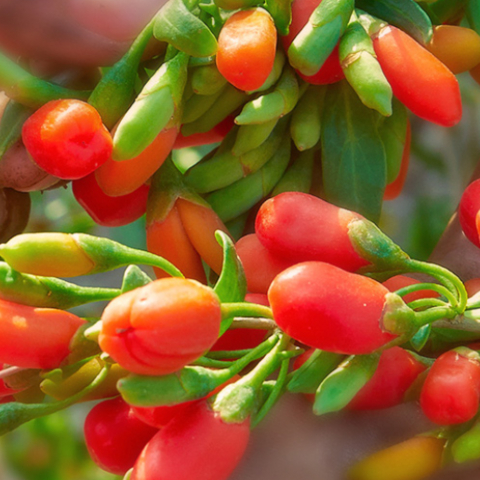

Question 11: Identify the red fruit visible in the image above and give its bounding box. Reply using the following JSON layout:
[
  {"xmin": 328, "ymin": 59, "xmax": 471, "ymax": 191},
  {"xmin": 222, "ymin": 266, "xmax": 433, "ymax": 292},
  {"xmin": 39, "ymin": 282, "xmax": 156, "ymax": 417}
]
[
  {"xmin": 99, "ymin": 278, "xmax": 221, "ymax": 376},
  {"xmin": 348, "ymin": 347, "xmax": 427, "ymax": 410},
  {"xmin": 0, "ymin": 299, "xmax": 85, "ymax": 369},
  {"xmin": 459, "ymin": 178, "xmax": 480, "ymax": 248},
  {"xmin": 22, "ymin": 99, "xmax": 112, "ymax": 179},
  {"xmin": 255, "ymin": 192, "xmax": 369, "ymax": 272},
  {"xmin": 84, "ymin": 397, "xmax": 158, "ymax": 475},
  {"xmin": 72, "ymin": 172, "xmax": 149, "ymax": 227},
  {"xmin": 420, "ymin": 350, "xmax": 480, "ymax": 425},
  {"xmin": 236, "ymin": 233, "xmax": 294, "ymax": 294},
  {"xmin": 131, "ymin": 401, "xmax": 250, "ymax": 480},
  {"xmin": 217, "ymin": 8, "xmax": 277, "ymax": 91},
  {"xmin": 268, "ymin": 262, "xmax": 396, "ymax": 354},
  {"xmin": 373, "ymin": 26, "xmax": 462, "ymax": 127}
]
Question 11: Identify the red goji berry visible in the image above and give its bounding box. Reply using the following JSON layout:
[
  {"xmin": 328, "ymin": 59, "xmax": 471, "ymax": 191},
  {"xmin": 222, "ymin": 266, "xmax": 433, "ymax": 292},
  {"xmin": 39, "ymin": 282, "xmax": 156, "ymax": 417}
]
[
  {"xmin": 420, "ymin": 349, "xmax": 480, "ymax": 425},
  {"xmin": 72, "ymin": 172, "xmax": 149, "ymax": 227},
  {"xmin": 0, "ymin": 299, "xmax": 85, "ymax": 369},
  {"xmin": 236, "ymin": 233, "xmax": 295, "ymax": 294},
  {"xmin": 216, "ymin": 8, "xmax": 277, "ymax": 92},
  {"xmin": 84, "ymin": 397, "xmax": 158, "ymax": 475},
  {"xmin": 255, "ymin": 192, "xmax": 369, "ymax": 272},
  {"xmin": 99, "ymin": 278, "xmax": 221, "ymax": 376},
  {"xmin": 22, "ymin": 99, "xmax": 112, "ymax": 179},
  {"xmin": 373, "ymin": 26, "xmax": 462, "ymax": 127},
  {"xmin": 131, "ymin": 400, "xmax": 250, "ymax": 480},
  {"xmin": 348, "ymin": 347, "xmax": 426, "ymax": 410},
  {"xmin": 268, "ymin": 262, "xmax": 396, "ymax": 354}
]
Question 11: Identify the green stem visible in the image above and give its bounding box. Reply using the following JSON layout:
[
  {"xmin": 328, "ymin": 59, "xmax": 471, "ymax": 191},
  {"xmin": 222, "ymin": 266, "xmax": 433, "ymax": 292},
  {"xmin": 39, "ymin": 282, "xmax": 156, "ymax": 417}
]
[
  {"xmin": 225, "ymin": 334, "xmax": 280, "ymax": 377},
  {"xmin": 407, "ymin": 298, "xmax": 449, "ymax": 310},
  {"xmin": 405, "ymin": 259, "xmax": 467, "ymax": 312},
  {"xmin": 237, "ymin": 334, "xmax": 291, "ymax": 391},
  {"xmin": 251, "ymin": 358, "xmax": 289, "ymax": 428},
  {"xmin": 394, "ymin": 282, "xmax": 457, "ymax": 307},
  {"xmin": 206, "ymin": 349, "xmax": 254, "ymax": 359},
  {"xmin": 414, "ymin": 305, "xmax": 458, "ymax": 328},
  {"xmin": 221, "ymin": 303, "xmax": 273, "ymax": 320}
]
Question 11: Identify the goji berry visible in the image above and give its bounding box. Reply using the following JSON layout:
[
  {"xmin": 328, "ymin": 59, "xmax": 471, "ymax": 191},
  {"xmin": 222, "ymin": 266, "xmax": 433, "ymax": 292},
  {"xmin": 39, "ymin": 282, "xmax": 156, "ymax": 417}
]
[
  {"xmin": 268, "ymin": 262, "xmax": 396, "ymax": 354},
  {"xmin": 22, "ymin": 99, "xmax": 112, "ymax": 179},
  {"xmin": 99, "ymin": 278, "xmax": 221, "ymax": 375}
]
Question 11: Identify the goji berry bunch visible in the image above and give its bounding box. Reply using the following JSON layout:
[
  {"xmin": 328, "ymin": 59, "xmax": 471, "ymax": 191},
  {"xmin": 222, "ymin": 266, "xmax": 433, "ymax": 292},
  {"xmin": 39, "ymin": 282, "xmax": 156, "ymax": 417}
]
[
  {"xmin": 2, "ymin": 0, "xmax": 480, "ymax": 479},
  {"xmin": 0, "ymin": 192, "xmax": 479, "ymax": 479}
]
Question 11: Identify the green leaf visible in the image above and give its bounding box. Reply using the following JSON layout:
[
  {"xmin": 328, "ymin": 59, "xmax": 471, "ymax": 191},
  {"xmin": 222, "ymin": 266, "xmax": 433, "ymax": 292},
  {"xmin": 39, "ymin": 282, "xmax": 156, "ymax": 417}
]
[
  {"xmin": 154, "ymin": 0, "xmax": 218, "ymax": 57},
  {"xmin": 121, "ymin": 265, "xmax": 153, "ymax": 293},
  {"xmin": 214, "ymin": 231, "xmax": 246, "ymax": 335},
  {"xmin": 355, "ymin": 0, "xmax": 433, "ymax": 44},
  {"xmin": 321, "ymin": 81, "xmax": 386, "ymax": 223},
  {"xmin": 313, "ymin": 354, "xmax": 380, "ymax": 415},
  {"xmin": 287, "ymin": 350, "xmax": 344, "ymax": 394},
  {"xmin": 410, "ymin": 324, "xmax": 431, "ymax": 352},
  {"xmin": 378, "ymin": 99, "xmax": 408, "ymax": 184}
]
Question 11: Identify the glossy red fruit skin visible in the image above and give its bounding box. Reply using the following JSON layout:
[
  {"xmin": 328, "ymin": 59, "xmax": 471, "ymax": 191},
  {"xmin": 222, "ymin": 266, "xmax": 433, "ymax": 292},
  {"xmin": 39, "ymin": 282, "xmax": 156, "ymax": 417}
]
[
  {"xmin": 255, "ymin": 192, "xmax": 369, "ymax": 272},
  {"xmin": 216, "ymin": 8, "xmax": 277, "ymax": 92},
  {"xmin": 84, "ymin": 397, "xmax": 158, "ymax": 475},
  {"xmin": 348, "ymin": 347, "xmax": 426, "ymax": 410},
  {"xmin": 268, "ymin": 262, "xmax": 396, "ymax": 355},
  {"xmin": 99, "ymin": 278, "xmax": 222, "ymax": 376},
  {"xmin": 459, "ymin": 179, "xmax": 480, "ymax": 248},
  {"xmin": 236, "ymin": 233, "xmax": 295, "ymax": 294},
  {"xmin": 373, "ymin": 26, "xmax": 462, "ymax": 127},
  {"xmin": 22, "ymin": 99, "xmax": 112, "ymax": 180},
  {"xmin": 131, "ymin": 402, "xmax": 196, "ymax": 430},
  {"xmin": 420, "ymin": 350, "xmax": 480, "ymax": 425},
  {"xmin": 131, "ymin": 401, "xmax": 250, "ymax": 480},
  {"xmin": 281, "ymin": 0, "xmax": 344, "ymax": 85},
  {"xmin": 72, "ymin": 172, "xmax": 149, "ymax": 227}
]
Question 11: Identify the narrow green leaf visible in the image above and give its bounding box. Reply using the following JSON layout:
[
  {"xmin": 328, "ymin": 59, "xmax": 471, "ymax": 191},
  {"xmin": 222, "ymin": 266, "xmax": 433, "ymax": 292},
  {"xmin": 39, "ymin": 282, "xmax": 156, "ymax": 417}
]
[
  {"xmin": 410, "ymin": 324, "xmax": 431, "ymax": 352},
  {"xmin": 321, "ymin": 81, "xmax": 386, "ymax": 222},
  {"xmin": 214, "ymin": 231, "xmax": 247, "ymax": 335},
  {"xmin": 121, "ymin": 265, "xmax": 153, "ymax": 293},
  {"xmin": 287, "ymin": 350, "xmax": 345, "ymax": 394},
  {"xmin": 313, "ymin": 354, "xmax": 380, "ymax": 415}
]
